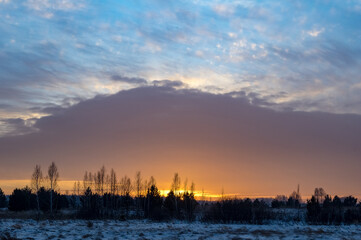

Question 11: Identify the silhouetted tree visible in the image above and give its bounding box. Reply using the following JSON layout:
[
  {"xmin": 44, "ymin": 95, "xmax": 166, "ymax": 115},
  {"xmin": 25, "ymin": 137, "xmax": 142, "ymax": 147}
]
[
  {"xmin": 119, "ymin": 175, "xmax": 132, "ymax": 196},
  {"xmin": 182, "ymin": 190, "xmax": 198, "ymax": 221},
  {"xmin": 31, "ymin": 164, "xmax": 43, "ymax": 217},
  {"xmin": 171, "ymin": 173, "xmax": 181, "ymax": 214},
  {"xmin": 203, "ymin": 198, "xmax": 268, "ymax": 224},
  {"xmin": 253, "ymin": 199, "xmax": 269, "ymax": 224},
  {"xmin": 287, "ymin": 196, "xmax": 300, "ymax": 208},
  {"xmin": 344, "ymin": 208, "xmax": 359, "ymax": 224},
  {"xmin": 73, "ymin": 181, "xmax": 80, "ymax": 196},
  {"xmin": 95, "ymin": 166, "xmax": 106, "ymax": 195},
  {"xmin": 83, "ymin": 171, "xmax": 91, "ymax": 193},
  {"xmin": 134, "ymin": 171, "xmax": 142, "ymax": 217},
  {"xmin": 145, "ymin": 184, "xmax": 163, "ymax": 220},
  {"xmin": 271, "ymin": 195, "xmax": 287, "ymax": 208},
  {"xmin": 320, "ymin": 195, "xmax": 332, "ymax": 224},
  {"xmin": 37, "ymin": 187, "xmax": 68, "ymax": 211},
  {"xmin": 80, "ymin": 187, "xmax": 103, "ymax": 219},
  {"xmin": 110, "ymin": 168, "xmax": 117, "ymax": 195},
  {"xmin": 332, "ymin": 195, "xmax": 343, "ymax": 224},
  {"xmin": 307, "ymin": 196, "xmax": 321, "ymax": 223},
  {"xmin": 118, "ymin": 175, "xmax": 132, "ymax": 216},
  {"xmin": 343, "ymin": 196, "xmax": 357, "ymax": 207},
  {"xmin": 148, "ymin": 176, "xmax": 156, "ymax": 188},
  {"xmin": 8, "ymin": 187, "xmax": 36, "ymax": 211},
  {"xmin": 288, "ymin": 185, "xmax": 301, "ymax": 208},
  {"xmin": 47, "ymin": 162, "xmax": 59, "ymax": 216},
  {"xmin": 0, "ymin": 188, "xmax": 7, "ymax": 208},
  {"xmin": 164, "ymin": 190, "xmax": 176, "ymax": 219},
  {"xmin": 314, "ymin": 187, "xmax": 326, "ymax": 203}
]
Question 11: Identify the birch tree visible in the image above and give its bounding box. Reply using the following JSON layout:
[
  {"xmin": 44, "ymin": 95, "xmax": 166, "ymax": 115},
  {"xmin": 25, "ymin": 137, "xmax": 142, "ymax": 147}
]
[
  {"xmin": 31, "ymin": 164, "xmax": 43, "ymax": 217},
  {"xmin": 47, "ymin": 162, "xmax": 59, "ymax": 215}
]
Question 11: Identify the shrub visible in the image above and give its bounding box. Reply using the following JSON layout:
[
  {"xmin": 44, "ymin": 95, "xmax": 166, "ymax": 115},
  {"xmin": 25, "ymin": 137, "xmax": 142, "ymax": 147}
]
[
  {"xmin": 8, "ymin": 187, "xmax": 36, "ymax": 211},
  {"xmin": 0, "ymin": 188, "xmax": 7, "ymax": 208}
]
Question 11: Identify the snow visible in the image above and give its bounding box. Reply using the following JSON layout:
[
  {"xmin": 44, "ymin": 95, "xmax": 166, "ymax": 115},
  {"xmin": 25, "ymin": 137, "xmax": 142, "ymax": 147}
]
[{"xmin": 0, "ymin": 219, "xmax": 360, "ymax": 240}]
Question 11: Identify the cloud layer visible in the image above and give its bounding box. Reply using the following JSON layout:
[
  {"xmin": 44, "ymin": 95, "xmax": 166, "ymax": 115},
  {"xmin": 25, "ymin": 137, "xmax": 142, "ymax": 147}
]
[{"xmin": 1, "ymin": 0, "xmax": 361, "ymax": 137}]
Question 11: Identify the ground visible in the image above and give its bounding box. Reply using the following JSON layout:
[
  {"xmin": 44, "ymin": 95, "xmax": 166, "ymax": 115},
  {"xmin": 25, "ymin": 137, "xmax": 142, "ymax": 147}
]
[{"xmin": 0, "ymin": 219, "xmax": 361, "ymax": 240}]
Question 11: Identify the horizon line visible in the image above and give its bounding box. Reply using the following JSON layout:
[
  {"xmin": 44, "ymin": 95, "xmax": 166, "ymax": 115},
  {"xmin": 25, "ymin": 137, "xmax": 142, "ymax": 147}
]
[{"xmin": 0, "ymin": 179, "xmax": 360, "ymax": 201}]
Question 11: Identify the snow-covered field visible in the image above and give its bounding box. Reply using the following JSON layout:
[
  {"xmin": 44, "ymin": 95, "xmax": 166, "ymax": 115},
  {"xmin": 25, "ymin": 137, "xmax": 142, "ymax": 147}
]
[{"xmin": 1, "ymin": 219, "xmax": 360, "ymax": 240}]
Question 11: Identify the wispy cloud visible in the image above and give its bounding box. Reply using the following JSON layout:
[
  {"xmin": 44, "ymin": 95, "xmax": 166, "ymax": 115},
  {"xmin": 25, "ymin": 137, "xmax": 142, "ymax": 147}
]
[
  {"xmin": 307, "ymin": 28, "xmax": 325, "ymax": 37},
  {"xmin": 25, "ymin": 0, "xmax": 85, "ymax": 11},
  {"xmin": 1, "ymin": 0, "xmax": 361, "ymax": 137}
]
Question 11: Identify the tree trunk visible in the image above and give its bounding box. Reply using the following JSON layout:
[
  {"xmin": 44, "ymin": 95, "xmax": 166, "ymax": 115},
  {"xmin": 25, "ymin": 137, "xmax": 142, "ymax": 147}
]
[
  {"xmin": 50, "ymin": 184, "xmax": 53, "ymax": 216},
  {"xmin": 36, "ymin": 193, "xmax": 40, "ymax": 220}
]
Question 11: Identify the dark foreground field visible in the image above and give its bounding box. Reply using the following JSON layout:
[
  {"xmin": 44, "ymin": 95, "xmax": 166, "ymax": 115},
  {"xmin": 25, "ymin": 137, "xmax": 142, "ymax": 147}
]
[{"xmin": 1, "ymin": 219, "xmax": 361, "ymax": 240}]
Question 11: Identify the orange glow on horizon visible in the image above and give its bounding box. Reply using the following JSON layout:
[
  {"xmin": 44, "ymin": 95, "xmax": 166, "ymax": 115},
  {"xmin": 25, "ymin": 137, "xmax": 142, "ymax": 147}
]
[
  {"xmin": 1, "ymin": 179, "xmax": 356, "ymax": 201},
  {"xmin": 0, "ymin": 179, "xmax": 286, "ymax": 200}
]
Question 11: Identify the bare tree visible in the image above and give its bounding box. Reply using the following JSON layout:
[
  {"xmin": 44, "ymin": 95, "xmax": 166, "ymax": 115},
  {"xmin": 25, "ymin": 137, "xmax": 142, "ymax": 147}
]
[
  {"xmin": 319, "ymin": 188, "xmax": 326, "ymax": 202},
  {"xmin": 314, "ymin": 187, "xmax": 326, "ymax": 203},
  {"xmin": 31, "ymin": 164, "xmax": 43, "ymax": 217},
  {"xmin": 221, "ymin": 187, "xmax": 224, "ymax": 201},
  {"xmin": 83, "ymin": 171, "xmax": 94, "ymax": 194},
  {"xmin": 119, "ymin": 175, "xmax": 132, "ymax": 196},
  {"xmin": 105, "ymin": 173, "xmax": 110, "ymax": 194},
  {"xmin": 72, "ymin": 181, "xmax": 81, "ymax": 196},
  {"xmin": 94, "ymin": 166, "xmax": 106, "ymax": 195},
  {"xmin": 289, "ymin": 184, "xmax": 301, "ymax": 202},
  {"xmin": 171, "ymin": 173, "xmax": 181, "ymax": 213},
  {"xmin": 190, "ymin": 181, "xmax": 195, "ymax": 195},
  {"xmin": 134, "ymin": 171, "xmax": 142, "ymax": 198},
  {"xmin": 88, "ymin": 172, "xmax": 93, "ymax": 192},
  {"xmin": 83, "ymin": 171, "xmax": 88, "ymax": 192},
  {"xmin": 171, "ymin": 173, "xmax": 181, "ymax": 196},
  {"xmin": 77, "ymin": 181, "xmax": 80, "ymax": 195},
  {"xmin": 142, "ymin": 178, "xmax": 148, "ymax": 212},
  {"xmin": 73, "ymin": 182, "xmax": 77, "ymax": 195},
  {"xmin": 94, "ymin": 171, "xmax": 100, "ymax": 194},
  {"xmin": 110, "ymin": 168, "xmax": 117, "ymax": 195},
  {"xmin": 275, "ymin": 195, "xmax": 287, "ymax": 202},
  {"xmin": 48, "ymin": 162, "xmax": 59, "ymax": 215},
  {"xmin": 148, "ymin": 176, "xmax": 156, "ymax": 188},
  {"xmin": 134, "ymin": 171, "xmax": 142, "ymax": 216},
  {"xmin": 183, "ymin": 178, "xmax": 188, "ymax": 193},
  {"xmin": 99, "ymin": 166, "xmax": 106, "ymax": 195},
  {"xmin": 143, "ymin": 179, "xmax": 148, "ymax": 196},
  {"xmin": 201, "ymin": 188, "xmax": 205, "ymax": 202}
]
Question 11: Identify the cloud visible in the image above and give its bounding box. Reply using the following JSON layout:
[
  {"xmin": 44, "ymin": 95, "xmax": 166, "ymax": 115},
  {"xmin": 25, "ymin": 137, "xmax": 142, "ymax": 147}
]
[
  {"xmin": 25, "ymin": 0, "xmax": 85, "ymax": 11},
  {"xmin": 213, "ymin": 4, "xmax": 235, "ymax": 16},
  {"xmin": 111, "ymin": 75, "xmax": 147, "ymax": 85},
  {"xmin": 307, "ymin": 28, "xmax": 325, "ymax": 37},
  {"xmin": 269, "ymin": 40, "xmax": 360, "ymax": 68},
  {"xmin": 0, "ymin": 118, "xmax": 38, "ymax": 137},
  {"xmin": 152, "ymin": 80, "xmax": 185, "ymax": 88},
  {"xmin": 0, "ymin": 86, "xmax": 360, "ymax": 195},
  {"xmin": 1, "ymin": 0, "xmax": 361, "ymax": 141},
  {"xmin": 23, "ymin": 0, "xmax": 86, "ymax": 19}
]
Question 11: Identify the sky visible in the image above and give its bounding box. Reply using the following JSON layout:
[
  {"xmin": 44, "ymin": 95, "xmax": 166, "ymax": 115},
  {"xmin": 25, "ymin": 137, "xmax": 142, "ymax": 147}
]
[{"xmin": 0, "ymin": 0, "xmax": 361, "ymax": 197}]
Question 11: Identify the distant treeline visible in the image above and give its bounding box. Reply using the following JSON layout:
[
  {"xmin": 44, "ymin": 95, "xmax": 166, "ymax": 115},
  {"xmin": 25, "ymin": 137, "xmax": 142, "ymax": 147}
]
[{"xmin": 0, "ymin": 163, "xmax": 360, "ymax": 224}]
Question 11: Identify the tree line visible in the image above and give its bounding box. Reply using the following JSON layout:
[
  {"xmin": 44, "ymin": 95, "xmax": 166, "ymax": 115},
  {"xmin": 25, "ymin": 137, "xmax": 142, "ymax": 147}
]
[
  {"xmin": 306, "ymin": 188, "xmax": 360, "ymax": 224},
  {"xmin": 0, "ymin": 163, "xmax": 199, "ymax": 221},
  {"xmin": 0, "ymin": 163, "xmax": 360, "ymax": 224}
]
